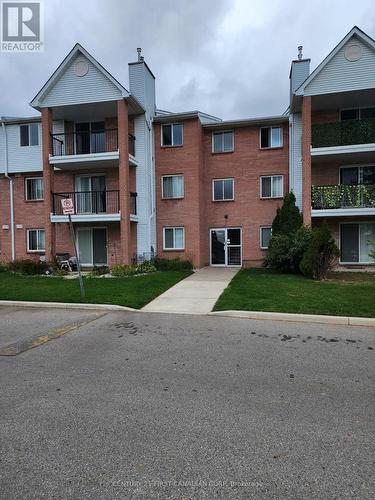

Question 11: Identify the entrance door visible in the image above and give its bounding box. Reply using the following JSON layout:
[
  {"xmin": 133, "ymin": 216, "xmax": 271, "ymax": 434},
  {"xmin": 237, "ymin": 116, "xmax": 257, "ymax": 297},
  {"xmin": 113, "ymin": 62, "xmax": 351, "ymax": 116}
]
[
  {"xmin": 210, "ymin": 228, "xmax": 242, "ymax": 266},
  {"xmin": 77, "ymin": 228, "xmax": 107, "ymax": 266}
]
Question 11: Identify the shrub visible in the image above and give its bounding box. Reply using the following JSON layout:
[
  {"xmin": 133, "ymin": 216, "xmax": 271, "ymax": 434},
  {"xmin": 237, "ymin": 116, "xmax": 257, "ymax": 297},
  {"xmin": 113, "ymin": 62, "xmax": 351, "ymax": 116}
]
[
  {"xmin": 8, "ymin": 259, "xmax": 49, "ymax": 275},
  {"xmin": 272, "ymin": 192, "xmax": 302, "ymax": 237},
  {"xmin": 300, "ymin": 222, "xmax": 339, "ymax": 280},
  {"xmin": 0, "ymin": 262, "xmax": 8, "ymax": 272},
  {"xmin": 136, "ymin": 261, "xmax": 157, "ymax": 274},
  {"xmin": 151, "ymin": 257, "xmax": 193, "ymax": 271},
  {"xmin": 110, "ymin": 261, "xmax": 156, "ymax": 277},
  {"xmin": 264, "ymin": 226, "xmax": 312, "ymax": 273},
  {"xmin": 88, "ymin": 265, "xmax": 110, "ymax": 277}
]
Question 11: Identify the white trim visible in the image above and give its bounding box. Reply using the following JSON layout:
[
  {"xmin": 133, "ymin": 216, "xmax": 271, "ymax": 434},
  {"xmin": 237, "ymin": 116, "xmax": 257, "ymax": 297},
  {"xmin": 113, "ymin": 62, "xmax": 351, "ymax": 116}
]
[
  {"xmin": 311, "ymin": 142, "xmax": 375, "ymax": 157},
  {"xmin": 339, "ymin": 164, "xmax": 375, "ymax": 184},
  {"xmin": 26, "ymin": 228, "xmax": 45, "ymax": 252},
  {"xmin": 19, "ymin": 123, "xmax": 40, "ymax": 147},
  {"xmin": 163, "ymin": 226, "xmax": 185, "ymax": 250},
  {"xmin": 51, "ymin": 213, "xmax": 120, "ymax": 223},
  {"xmin": 260, "ymin": 226, "xmax": 272, "ymax": 249},
  {"xmin": 49, "ymin": 151, "xmax": 119, "ymax": 165},
  {"xmin": 260, "ymin": 175, "xmax": 284, "ymax": 199},
  {"xmin": 161, "ymin": 174, "xmax": 184, "ymax": 199},
  {"xmin": 312, "ymin": 208, "xmax": 375, "ymax": 217},
  {"xmin": 160, "ymin": 123, "xmax": 184, "ymax": 147},
  {"xmin": 339, "ymin": 221, "xmax": 375, "ymax": 264},
  {"xmin": 25, "ymin": 176, "xmax": 44, "ymax": 201},
  {"xmin": 209, "ymin": 227, "xmax": 242, "ymax": 267},
  {"xmin": 211, "ymin": 130, "xmax": 234, "ymax": 153},
  {"xmin": 212, "ymin": 178, "xmax": 235, "ymax": 201},
  {"xmin": 259, "ymin": 126, "xmax": 283, "ymax": 149}
]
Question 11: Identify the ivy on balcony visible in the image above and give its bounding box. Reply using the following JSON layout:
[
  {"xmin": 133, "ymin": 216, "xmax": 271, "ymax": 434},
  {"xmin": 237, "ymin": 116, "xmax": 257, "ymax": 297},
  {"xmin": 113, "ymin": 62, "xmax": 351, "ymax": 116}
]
[
  {"xmin": 312, "ymin": 118, "xmax": 375, "ymax": 148},
  {"xmin": 311, "ymin": 184, "xmax": 375, "ymax": 209}
]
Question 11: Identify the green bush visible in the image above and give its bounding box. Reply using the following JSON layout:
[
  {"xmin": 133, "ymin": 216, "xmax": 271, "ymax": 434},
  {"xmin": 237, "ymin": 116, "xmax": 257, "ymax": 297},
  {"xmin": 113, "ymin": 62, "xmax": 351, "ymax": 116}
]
[
  {"xmin": 136, "ymin": 261, "xmax": 157, "ymax": 274},
  {"xmin": 151, "ymin": 257, "xmax": 193, "ymax": 271},
  {"xmin": 88, "ymin": 265, "xmax": 110, "ymax": 277},
  {"xmin": 264, "ymin": 226, "xmax": 312, "ymax": 273},
  {"xmin": 110, "ymin": 261, "xmax": 157, "ymax": 277},
  {"xmin": 272, "ymin": 192, "xmax": 302, "ymax": 236},
  {"xmin": 8, "ymin": 259, "xmax": 49, "ymax": 275},
  {"xmin": 0, "ymin": 262, "xmax": 8, "ymax": 272},
  {"xmin": 300, "ymin": 222, "xmax": 339, "ymax": 280}
]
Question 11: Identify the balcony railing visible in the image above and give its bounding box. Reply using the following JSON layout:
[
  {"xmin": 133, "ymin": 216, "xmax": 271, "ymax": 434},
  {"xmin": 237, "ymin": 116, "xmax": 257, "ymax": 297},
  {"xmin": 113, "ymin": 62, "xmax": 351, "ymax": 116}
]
[
  {"xmin": 312, "ymin": 118, "xmax": 375, "ymax": 148},
  {"xmin": 51, "ymin": 130, "xmax": 136, "ymax": 157},
  {"xmin": 311, "ymin": 184, "xmax": 375, "ymax": 210},
  {"xmin": 130, "ymin": 191, "xmax": 137, "ymax": 215},
  {"xmin": 53, "ymin": 190, "xmax": 120, "ymax": 215}
]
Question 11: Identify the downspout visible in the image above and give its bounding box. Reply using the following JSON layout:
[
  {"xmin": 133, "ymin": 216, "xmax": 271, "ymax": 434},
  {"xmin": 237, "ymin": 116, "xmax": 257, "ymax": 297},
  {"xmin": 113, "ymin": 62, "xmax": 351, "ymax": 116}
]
[{"xmin": 2, "ymin": 121, "xmax": 15, "ymax": 261}]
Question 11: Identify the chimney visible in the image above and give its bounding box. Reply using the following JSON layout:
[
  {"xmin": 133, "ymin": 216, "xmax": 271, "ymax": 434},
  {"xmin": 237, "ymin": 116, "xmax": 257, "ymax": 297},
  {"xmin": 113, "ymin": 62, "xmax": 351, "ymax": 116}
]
[
  {"xmin": 289, "ymin": 45, "xmax": 310, "ymax": 102},
  {"xmin": 129, "ymin": 48, "xmax": 156, "ymax": 118}
]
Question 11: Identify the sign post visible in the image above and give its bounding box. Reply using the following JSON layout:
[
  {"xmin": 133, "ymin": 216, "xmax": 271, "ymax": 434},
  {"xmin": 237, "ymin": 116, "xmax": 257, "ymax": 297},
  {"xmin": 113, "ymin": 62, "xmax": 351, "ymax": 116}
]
[{"xmin": 61, "ymin": 198, "xmax": 85, "ymax": 298}]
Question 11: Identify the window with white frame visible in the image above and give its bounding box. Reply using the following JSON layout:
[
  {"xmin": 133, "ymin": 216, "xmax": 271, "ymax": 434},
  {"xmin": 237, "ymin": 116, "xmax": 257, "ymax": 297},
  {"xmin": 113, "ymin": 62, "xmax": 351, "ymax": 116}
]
[
  {"xmin": 20, "ymin": 123, "xmax": 39, "ymax": 146},
  {"xmin": 163, "ymin": 227, "xmax": 185, "ymax": 250},
  {"xmin": 212, "ymin": 178, "xmax": 234, "ymax": 201},
  {"xmin": 260, "ymin": 126, "xmax": 282, "ymax": 149},
  {"xmin": 162, "ymin": 175, "xmax": 184, "ymax": 199},
  {"xmin": 340, "ymin": 107, "xmax": 375, "ymax": 121},
  {"xmin": 25, "ymin": 177, "xmax": 44, "ymax": 201},
  {"xmin": 260, "ymin": 175, "xmax": 283, "ymax": 198},
  {"xmin": 340, "ymin": 165, "xmax": 375, "ymax": 185},
  {"xmin": 212, "ymin": 130, "xmax": 234, "ymax": 153},
  {"xmin": 161, "ymin": 123, "xmax": 183, "ymax": 146},
  {"xmin": 340, "ymin": 223, "xmax": 375, "ymax": 263},
  {"xmin": 260, "ymin": 227, "xmax": 272, "ymax": 249},
  {"xmin": 27, "ymin": 229, "xmax": 45, "ymax": 252}
]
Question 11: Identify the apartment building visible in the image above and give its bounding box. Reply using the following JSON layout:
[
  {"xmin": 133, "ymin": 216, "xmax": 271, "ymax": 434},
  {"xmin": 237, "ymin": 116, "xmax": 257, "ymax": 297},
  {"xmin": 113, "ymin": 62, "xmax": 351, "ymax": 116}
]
[{"xmin": 0, "ymin": 26, "xmax": 374, "ymax": 268}]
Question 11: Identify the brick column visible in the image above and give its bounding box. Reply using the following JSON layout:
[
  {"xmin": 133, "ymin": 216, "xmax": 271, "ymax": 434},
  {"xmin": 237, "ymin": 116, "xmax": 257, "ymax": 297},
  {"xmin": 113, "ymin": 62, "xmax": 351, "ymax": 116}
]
[
  {"xmin": 41, "ymin": 107, "xmax": 55, "ymax": 261},
  {"xmin": 117, "ymin": 98, "xmax": 131, "ymax": 264},
  {"xmin": 301, "ymin": 96, "xmax": 312, "ymax": 226}
]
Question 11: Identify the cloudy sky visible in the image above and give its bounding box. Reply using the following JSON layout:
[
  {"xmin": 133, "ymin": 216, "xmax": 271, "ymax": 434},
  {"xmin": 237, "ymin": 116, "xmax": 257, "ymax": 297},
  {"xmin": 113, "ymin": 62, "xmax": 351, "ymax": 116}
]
[{"xmin": 1, "ymin": 0, "xmax": 375, "ymax": 119}]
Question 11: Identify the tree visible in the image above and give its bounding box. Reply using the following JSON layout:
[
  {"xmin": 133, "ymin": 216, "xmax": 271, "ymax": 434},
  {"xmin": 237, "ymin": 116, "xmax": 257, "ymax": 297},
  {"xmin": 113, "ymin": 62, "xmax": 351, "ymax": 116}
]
[
  {"xmin": 272, "ymin": 192, "xmax": 303, "ymax": 236},
  {"xmin": 299, "ymin": 222, "xmax": 339, "ymax": 280}
]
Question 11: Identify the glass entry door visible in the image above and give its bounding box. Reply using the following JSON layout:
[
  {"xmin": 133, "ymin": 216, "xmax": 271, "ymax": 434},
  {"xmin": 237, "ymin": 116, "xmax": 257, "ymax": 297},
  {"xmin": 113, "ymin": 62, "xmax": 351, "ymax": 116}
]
[
  {"xmin": 210, "ymin": 228, "xmax": 242, "ymax": 266},
  {"xmin": 77, "ymin": 228, "xmax": 107, "ymax": 266}
]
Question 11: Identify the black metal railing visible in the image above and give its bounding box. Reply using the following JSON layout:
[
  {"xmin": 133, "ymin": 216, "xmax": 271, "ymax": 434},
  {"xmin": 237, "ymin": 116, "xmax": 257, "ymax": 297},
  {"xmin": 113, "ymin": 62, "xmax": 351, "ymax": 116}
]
[
  {"xmin": 51, "ymin": 130, "xmax": 136, "ymax": 157},
  {"xmin": 53, "ymin": 190, "xmax": 120, "ymax": 215},
  {"xmin": 312, "ymin": 118, "xmax": 375, "ymax": 148},
  {"xmin": 130, "ymin": 192, "xmax": 137, "ymax": 215},
  {"xmin": 311, "ymin": 184, "xmax": 375, "ymax": 209}
]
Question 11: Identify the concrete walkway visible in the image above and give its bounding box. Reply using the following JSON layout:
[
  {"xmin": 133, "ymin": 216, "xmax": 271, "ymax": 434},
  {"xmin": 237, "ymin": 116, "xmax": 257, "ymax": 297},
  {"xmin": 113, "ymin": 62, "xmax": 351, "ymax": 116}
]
[{"xmin": 142, "ymin": 267, "xmax": 239, "ymax": 314}]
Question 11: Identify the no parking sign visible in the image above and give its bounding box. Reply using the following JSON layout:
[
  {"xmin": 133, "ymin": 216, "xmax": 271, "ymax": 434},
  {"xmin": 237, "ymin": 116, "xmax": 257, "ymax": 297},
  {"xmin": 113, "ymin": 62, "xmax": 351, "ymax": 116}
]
[{"xmin": 61, "ymin": 198, "xmax": 75, "ymax": 215}]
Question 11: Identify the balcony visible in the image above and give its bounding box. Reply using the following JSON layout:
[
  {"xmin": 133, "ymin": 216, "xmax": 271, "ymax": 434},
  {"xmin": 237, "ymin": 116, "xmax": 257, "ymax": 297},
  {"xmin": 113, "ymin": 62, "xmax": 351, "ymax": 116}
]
[
  {"xmin": 311, "ymin": 184, "xmax": 375, "ymax": 217},
  {"xmin": 51, "ymin": 190, "xmax": 138, "ymax": 222},
  {"xmin": 312, "ymin": 118, "xmax": 375, "ymax": 158},
  {"xmin": 49, "ymin": 130, "xmax": 137, "ymax": 168}
]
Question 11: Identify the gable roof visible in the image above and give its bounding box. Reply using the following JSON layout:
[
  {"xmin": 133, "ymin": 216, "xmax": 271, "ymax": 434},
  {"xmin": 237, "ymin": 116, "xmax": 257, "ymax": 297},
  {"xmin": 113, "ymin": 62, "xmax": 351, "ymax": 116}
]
[
  {"xmin": 30, "ymin": 43, "xmax": 129, "ymax": 108},
  {"xmin": 295, "ymin": 26, "xmax": 375, "ymax": 96}
]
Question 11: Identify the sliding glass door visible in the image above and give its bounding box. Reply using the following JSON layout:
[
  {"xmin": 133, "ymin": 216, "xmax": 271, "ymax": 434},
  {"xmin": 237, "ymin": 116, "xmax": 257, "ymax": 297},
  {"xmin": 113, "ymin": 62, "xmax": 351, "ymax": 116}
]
[
  {"xmin": 77, "ymin": 228, "xmax": 107, "ymax": 266},
  {"xmin": 340, "ymin": 223, "xmax": 375, "ymax": 263}
]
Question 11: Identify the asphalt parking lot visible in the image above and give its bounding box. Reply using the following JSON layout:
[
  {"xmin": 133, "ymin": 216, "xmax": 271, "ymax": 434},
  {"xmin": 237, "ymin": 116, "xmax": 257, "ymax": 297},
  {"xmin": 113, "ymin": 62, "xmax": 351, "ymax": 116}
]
[{"xmin": 1, "ymin": 307, "xmax": 374, "ymax": 499}]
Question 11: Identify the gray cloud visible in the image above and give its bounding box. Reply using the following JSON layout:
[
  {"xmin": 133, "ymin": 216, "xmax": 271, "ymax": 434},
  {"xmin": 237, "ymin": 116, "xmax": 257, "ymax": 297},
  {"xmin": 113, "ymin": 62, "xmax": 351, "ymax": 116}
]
[{"xmin": 1, "ymin": 0, "xmax": 374, "ymax": 119}]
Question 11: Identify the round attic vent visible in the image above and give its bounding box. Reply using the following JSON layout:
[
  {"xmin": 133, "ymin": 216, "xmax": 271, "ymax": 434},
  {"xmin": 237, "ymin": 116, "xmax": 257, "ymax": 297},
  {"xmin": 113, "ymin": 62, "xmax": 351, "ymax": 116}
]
[
  {"xmin": 344, "ymin": 44, "xmax": 362, "ymax": 62},
  {"xmin": 74, "ymin": 60, "xmax": 89, "ymax": 77}
]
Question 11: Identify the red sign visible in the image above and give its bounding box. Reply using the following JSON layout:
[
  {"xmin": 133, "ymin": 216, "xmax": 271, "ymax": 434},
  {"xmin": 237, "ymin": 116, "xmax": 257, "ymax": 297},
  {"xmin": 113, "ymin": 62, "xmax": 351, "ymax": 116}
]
[{"xmin": 61, "ymin": 198, "xmax": 75, "ymax": 215}]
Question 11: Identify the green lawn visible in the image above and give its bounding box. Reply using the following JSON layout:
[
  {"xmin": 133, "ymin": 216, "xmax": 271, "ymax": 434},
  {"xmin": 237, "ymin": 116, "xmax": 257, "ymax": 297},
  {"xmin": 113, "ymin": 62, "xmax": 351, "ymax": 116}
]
[
  {"xmin": 213, "ymin": 268, "xmax": 375, "ymax": 318},
  {"xmin": 0, "ymin": 271, "xmax": 191, "ymax": 309}
]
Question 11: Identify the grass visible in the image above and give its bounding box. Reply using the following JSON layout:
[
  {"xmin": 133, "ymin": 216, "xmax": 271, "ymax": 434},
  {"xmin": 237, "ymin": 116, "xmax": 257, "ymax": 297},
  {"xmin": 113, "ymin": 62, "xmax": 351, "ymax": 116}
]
[
  {"xmin": 0, "ymin": 271, "xmax": 192, "ymax": 309},
  {"xmin": 213, "ymin": 268, "xmax": 375, "ymax": 318}
]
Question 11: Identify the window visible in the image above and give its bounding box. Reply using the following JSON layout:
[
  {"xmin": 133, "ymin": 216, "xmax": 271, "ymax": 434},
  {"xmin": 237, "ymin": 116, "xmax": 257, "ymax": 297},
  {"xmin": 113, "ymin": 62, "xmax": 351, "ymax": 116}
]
[
  {"xmin": 340, "ymin": 107, "xmax": 375, "ymax": 121},
  {"xmin": 163, "ymin": 227, "xmax": 185, "ymax": 250},
  {"xmin": 27, "ymin": 229, "xmax": 45, "ymax": 252},
  {"xmin": 212, "ymin": 131, "xmax": 234, "ymax": 153},
  {"xmin": 340, "ymin": 165, "xmax": 375, "ymax": 186},
  {"xmin": 260, "ymin": 227, "xmax": 272, "ymax": 249},
  {"xmin": 25, "ymin": 177, "xmax": 44, "ymax": 201},
  {"xmin": 212, "ymin": 178, "xmax": 234, "ymax": 201},
  {"xmin": 340, "ymin": 223, "xmax": 375, "ymax": 263},
  {"xmin": 161, "ymin": 123, "xmax": 183, "ymax": 146},
  {"xmin": 162, "ymin": 175, "xmax": 184, "ymax": 199},
  {"xmin": 260, "ymin": 126, "xmax": 282, "ymax": 149},
  {"xmin": 20, "ymin": 123, "xmax": 39, "ymax": 146},
  {"xmin": 260, "ymin": 175, "xmax": 283, "ymax": 198}
]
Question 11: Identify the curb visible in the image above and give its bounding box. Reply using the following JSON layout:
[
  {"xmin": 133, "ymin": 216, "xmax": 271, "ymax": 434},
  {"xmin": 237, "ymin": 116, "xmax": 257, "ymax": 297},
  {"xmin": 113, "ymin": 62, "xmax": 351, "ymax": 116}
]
[
  {"xmin": 0, "ymin": 300, "xmax": 138, "ymax": 313},
  {"xmin": 208, "ymin": 310, "xmax": 375, "ymax": 327}
]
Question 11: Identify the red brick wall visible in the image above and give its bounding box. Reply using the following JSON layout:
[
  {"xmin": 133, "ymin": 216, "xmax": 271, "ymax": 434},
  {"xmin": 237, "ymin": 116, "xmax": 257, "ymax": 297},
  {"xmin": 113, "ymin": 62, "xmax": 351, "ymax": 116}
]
[{"xmin": 154, "ymin": 119, "xmax": 289, "ymax": 268}]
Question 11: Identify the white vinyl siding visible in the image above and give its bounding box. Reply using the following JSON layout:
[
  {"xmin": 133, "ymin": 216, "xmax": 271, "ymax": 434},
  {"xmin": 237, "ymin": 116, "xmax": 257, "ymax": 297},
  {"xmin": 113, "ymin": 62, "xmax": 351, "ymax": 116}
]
[
  {"xmin": 25, "ymin": 177, "xmax": 44, "ymax": 200},
  {"xmin": 212, "ymin": 178, "xmax": 234, "ymax": 201},
  {"xmin": 260, "ymin": 175, "xmax": 283, "ymax": 198},
  {"xmin": 162, "ymin": 175, "xmax": 184, "ymax": 199},
  {"xmin": 27, "ymin": 229, "xmax": 45, "ymax": 252},
  {"xmin": 163, "ymin": 227, "xmax": 184, "ymax": 250},
  {"xmin": 212, "ymin": 131, "xmax": 234, "ymax": 153},
  {"xmin": 260, "ymin": 227, "xmax": 272, "ymax": 249},
  {"xmin": 260, "ymin": 126, "xmax": 282, "ymax": 149}
]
